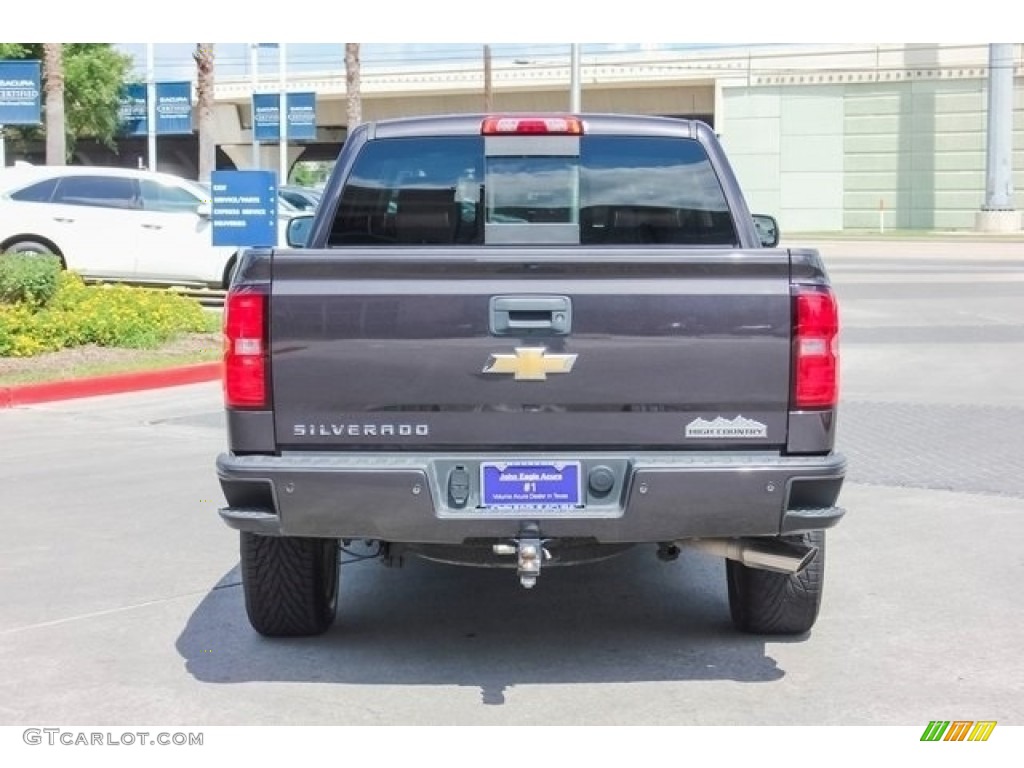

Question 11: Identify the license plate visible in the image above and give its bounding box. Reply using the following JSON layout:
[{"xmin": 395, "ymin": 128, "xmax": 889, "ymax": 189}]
[{"xmin": 480, "ymin": 462, "xmax": 582, "ymax": 509}]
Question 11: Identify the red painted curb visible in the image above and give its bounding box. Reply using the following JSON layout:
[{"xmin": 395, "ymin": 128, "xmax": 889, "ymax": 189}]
[{"xmin": 0, "ymin": 362, "xmax": 222, "ymax": 408}]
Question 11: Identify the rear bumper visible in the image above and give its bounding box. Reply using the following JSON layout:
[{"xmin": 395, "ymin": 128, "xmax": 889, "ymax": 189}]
[{"xmin": 216, "ymin": 451, "xmax": 846, "ymax": 543}]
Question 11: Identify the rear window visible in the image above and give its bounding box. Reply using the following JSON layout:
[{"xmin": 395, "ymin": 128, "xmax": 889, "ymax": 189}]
[
  {"xmin": 580, "ymin": 136, "xmax": 736, "ymax": 246},
  {"xmin": 10, "ymin": 177, "xmax": 59, "ymax": 203},
  {"xmin": 53, "ymin": 176, "xmax": 139, "ymax": 209},
  {"xmin": 329, "ymin": 134, "xmax": 736, "ymax": 247},
  {"xmin": 140, "ymin": 179, "xmax": 203, "ymax": 213},
  {"xmin": 329, "ymin": 137, "xmax": 484, "ymax": 246}
]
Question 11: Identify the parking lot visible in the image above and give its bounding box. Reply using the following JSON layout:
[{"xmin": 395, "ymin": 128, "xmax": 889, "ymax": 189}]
[{"xmin": 1, "ymin": 245, "xmax": 1022, "ymax": 726}]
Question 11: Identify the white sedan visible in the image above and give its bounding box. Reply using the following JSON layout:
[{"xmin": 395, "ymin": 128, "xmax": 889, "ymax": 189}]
[{"xmin": 0, "ymin": 165, "xmax": 290, "ymax": 288}]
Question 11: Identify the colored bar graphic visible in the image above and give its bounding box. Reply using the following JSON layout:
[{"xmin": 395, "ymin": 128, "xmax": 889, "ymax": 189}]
[
  {"xmin": 944, "ymin": 721, "xmax": 973, "ymax": 741},
  {"xmin": 921, "ymin": 720, "xmax": 996, "ymax": 742},
  {"xmin": 968, "ymin": 721, "xmax": 997, "ymax": 742}
]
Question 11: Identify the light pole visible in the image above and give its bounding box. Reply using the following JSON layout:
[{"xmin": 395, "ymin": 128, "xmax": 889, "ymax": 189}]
[
  {"xmin": 250, "ymin": 43, "xmax": 260, "ymax": 169},
  {"xmin": 146, "ymin": 43, "xmax": 157, "ymax": 171},
  {"xmin": 279, "ymin": 43, "xmax": 288, "ymax": 184},
  {"xmin": 977, "ymin": 43, "xmax": 1020, "ymax": 232},
  {"xmin": 570, "ymin": 44, "xmax": 581, "ymax": 113}
]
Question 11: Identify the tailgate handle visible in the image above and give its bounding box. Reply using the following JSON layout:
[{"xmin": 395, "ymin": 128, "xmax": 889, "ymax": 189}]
[{"xmin": 490, "ymin": 296, "xmax": 572, "ymax": 336}]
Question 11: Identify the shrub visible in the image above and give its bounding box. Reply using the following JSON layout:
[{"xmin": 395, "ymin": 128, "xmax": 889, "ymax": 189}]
[
  {"xmin": 0, "ymin": 272, "xmax": 212, "ymax": 357},
  {"xmin": 0, "ymin": 252, "xmax": 63, "ymax": 307},
  {"xmin": 0, "ymin": 302, "xmax": 46, "ymax": 356}
]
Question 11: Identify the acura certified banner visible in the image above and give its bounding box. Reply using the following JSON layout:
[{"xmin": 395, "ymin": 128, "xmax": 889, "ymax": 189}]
[
  {"xmin": 118, "ymin": 81, "xmax": 193, "ymax": 136},
  {"xmin": 253, "ymin": 92, "xmax": 316, "ymax": 141},
  {"xmin": 0, "ymin": 59, "xmax": 42, "ymax": 125}
]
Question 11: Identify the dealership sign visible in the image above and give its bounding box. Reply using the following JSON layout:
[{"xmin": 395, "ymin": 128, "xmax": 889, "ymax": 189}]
[
  {"xmin": 286, "ymin": 92, "xmax": 316, "ymax": 140},
  {"xmin": 0, "ymin": 59, "xmax": 42, "ymax": 125},
  {"xmin": 253, "ymin": 92, "xmax": 317, "ymax": 141},
  {"xmin": 156, "ymin": 81, "xmax": 192, "ymax": 134},
  {"xmin": 118, "ymin": 81, "xmax": 193, "ymax": 136},
  {"xmin": 210, "ymin": 170, "xmax": 278, "ymax": 247},
  {"xmin": 118, "ymin": 83, "xmax": 148, "ymax": 136}
]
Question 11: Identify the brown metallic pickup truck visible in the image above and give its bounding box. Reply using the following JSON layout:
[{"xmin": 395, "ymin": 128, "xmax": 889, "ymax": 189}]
[{"xmin": 216, "ymin": 113, "xmax": 845, "ymax": 637}]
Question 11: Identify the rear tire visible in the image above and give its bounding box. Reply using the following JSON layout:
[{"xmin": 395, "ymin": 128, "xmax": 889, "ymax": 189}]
[
  {"xmin": 5, "ymin": 238, "xmax": 64, "ymax": 265},
  {"xmin": 240, "ymin": 533, "xmax": 339, "ymax": 637},
  {"xmin": 726, "ymin": 530, "xmax": 825, "ymax": 635}
]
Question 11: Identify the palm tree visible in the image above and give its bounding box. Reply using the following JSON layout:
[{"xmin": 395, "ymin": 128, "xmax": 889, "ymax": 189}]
[
  {"xmin": 194, "ymin": 43, "xmax": 216, "ymax": 181},
  {"xmin": 344, "ymin": 43, "xmax": 362, "ymax": 132},
  {"xmin": 43, "ymin": 43, "xmax": 66, "ymax": 165}
]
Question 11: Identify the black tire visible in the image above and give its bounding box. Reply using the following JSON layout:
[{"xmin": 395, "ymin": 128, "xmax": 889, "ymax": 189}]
[
  {"xmin": 5, "ymin": 239, "xmax": 62, "ymax": 262},
  {"xmin": 726, "ymin": 530, "xmax": 825, "ymax": 635},
  {"xmin": 240, "ymin": 532, "xmax": 339, "ymax": 637}
]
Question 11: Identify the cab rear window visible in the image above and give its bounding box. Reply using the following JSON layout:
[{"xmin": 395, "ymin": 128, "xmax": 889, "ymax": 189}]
[{"xmin": 329, "ymin": 134, "xmax": 736, "ymax": 247}]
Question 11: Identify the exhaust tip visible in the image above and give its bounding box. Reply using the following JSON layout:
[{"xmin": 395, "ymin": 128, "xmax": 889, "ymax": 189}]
[
  {"xmin": 684, "ymin": 537, "xmax": 818, "ymax": 575},
  {"xmin": 744, "ymin": 539, "xmax": 818, "ymax": 574}
]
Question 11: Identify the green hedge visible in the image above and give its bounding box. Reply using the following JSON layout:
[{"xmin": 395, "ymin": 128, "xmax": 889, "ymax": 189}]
[
  {"xmin": 0, "ymin": 253, "xmax": 63, "ymax": 307},
  {"xmin": 0, "ymin": 272, "xmax": 215, "ymax": 357}
]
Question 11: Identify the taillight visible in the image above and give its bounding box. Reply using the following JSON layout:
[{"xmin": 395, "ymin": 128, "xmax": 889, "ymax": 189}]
[
  {"xmin": 481, "ymin": 116, "xmax": 583, "ymax": 135},
  {"xmin": 223, "ymin": 287, "xmax": 268, "ymax": 409},
  {"xmin": 793, "ymin": 286, "xmax": 839, "ymax": 409}
]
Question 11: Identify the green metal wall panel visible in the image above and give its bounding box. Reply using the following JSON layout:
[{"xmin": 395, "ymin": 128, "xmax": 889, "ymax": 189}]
[{"xmin": 721, "ymin": 76, "xmax": 1022, "ymax": 232}]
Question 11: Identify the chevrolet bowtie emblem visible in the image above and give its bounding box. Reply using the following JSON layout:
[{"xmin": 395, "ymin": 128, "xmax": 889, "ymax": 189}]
[{"xmin": 483, "ymin": 347, "xmax": 578, "ymax": 381}]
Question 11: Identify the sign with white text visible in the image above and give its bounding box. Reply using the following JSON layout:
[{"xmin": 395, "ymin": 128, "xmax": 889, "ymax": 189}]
[
  {"xmin": 155, "ymin": 81, "xmax": 192, "ymax": 135},
  {"xmin": 210, "ymin": 171, "xmax": 277, "ymax": 247},
  {"xmin": 253, "ymin": 92, "xmax": 317, "ymax": 141},
  {"xmin": 0, "ymin": 59, "xmax": 42, "ymax": 124},
  {"xmin": 118, "ymin": 83, "xmax": 148, "ymax": 136}
]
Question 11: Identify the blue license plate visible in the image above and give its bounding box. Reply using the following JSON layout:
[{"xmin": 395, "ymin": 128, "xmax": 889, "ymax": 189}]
[{"xmin": 480, "ymin": 462, "xmax": 581, "ymax": 509}]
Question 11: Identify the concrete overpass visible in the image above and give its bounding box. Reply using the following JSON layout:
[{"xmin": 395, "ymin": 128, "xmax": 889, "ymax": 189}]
[
  {"xmin": 57, "ymin": 43, "xmax": 1022, "ymax": 231},
  {"xmin": 205, "ymin": 43, "xmax": 1013, "ymax": 175},
  {"xmin": 209, "ymin": 48, "xmax": 722, "ymax": 172}
]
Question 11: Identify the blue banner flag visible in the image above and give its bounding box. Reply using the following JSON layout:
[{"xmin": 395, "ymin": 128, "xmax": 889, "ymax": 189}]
[
  {"xmin": 253, "ymin": 92, "xmax": 317, "ymax": 141},
  {"xmin": 287, "ymin": 92, "xmax": 317, "ymax": 140},
  {"xmin": 0, "ymin": 59, "xmax": 42, "ymax": 125},
  {"xmin": 156, "ymin": 81, "xmax": 192, "ymax": 135},
  {"xmin": 118, "ymin": 83, "xmax": 148, "ymax": 136},
  {"xmin": 252, "ymin": 93, "xmax": 279, "ymax": 142}
]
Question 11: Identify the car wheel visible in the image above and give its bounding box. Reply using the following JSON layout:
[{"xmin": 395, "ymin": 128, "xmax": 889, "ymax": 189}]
[
  {"xmin": 726, "ymin": 529, "xmax": 825, "ymax": 635},
  {"xmin": 5, "ymin": 239, "xmax": 64, "ymax": 264},
  {"xmin": 240, "ymin": 532, "xmax": 339, "ymax": 637}
]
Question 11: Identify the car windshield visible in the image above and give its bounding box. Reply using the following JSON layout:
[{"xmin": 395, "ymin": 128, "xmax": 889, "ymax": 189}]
[
  {"xmin": 176, "ymin": 178, "xmax": 209, "ymax": 199},
  {"xmin": 280, "ymin": 187, "xmax": 320, "ymax": 210}
]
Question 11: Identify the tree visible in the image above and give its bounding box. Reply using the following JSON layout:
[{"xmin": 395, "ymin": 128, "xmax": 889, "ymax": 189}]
[
  {"xmin": 0, "ymin": 43, "xmax": 29, "ymax": 59},
  {"xmin": 194, "ymin": 43, "xmax": 216, "ymax": 181},
  {"xmin": 61, "ymin": 45, "xmax": 133, "ymax": 148},
  {"xmin": 344, "ymin": 43, "xmax": 362, "ymax": 132},
  {"xmin": 0, "ymin": 44, "xmax": 131, "ymax": 159},
  {"xmin": 43, "ymin": 44, "xmax": 66, "ymax": 165}
]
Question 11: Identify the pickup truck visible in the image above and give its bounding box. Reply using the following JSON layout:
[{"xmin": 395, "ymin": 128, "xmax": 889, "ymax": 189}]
[{"xmin": 216, "ymin": 113, "xmax": 845, "ymax": 638}]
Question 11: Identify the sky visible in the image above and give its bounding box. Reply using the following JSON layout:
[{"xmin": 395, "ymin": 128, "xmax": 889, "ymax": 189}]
[
  {"xmin": 11, "ymin": 0, "xmax": 1010, "ymax": 68},
  {"xmin": 8, "ymin": 0, "xmax": 1009, "ymax": 84}
]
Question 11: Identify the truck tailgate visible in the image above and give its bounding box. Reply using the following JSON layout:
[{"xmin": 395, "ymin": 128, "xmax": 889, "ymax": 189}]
[{"xmin": 270, "ymin": 247, "xmax": 792, "ymax": 450}]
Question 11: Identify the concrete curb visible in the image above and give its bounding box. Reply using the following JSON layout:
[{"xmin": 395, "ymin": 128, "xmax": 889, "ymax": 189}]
[{"xmin": 0, "ymin": 362, "xmax": 221, "ymax": 408}]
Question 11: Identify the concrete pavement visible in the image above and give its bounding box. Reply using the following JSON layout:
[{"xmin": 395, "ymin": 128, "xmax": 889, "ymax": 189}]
[{"xmin": 0, "ymin": 248, "xmax": 1022, "ymax": 728}]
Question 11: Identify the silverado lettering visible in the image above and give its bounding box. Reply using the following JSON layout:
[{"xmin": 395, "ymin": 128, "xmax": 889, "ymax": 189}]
[
  {"xmin": 292, "ymin": 424, "xmax": 430, "ymax": 437},
  {"xmin": 216, "ymin": 113, "xmax": 847, "ymax": 638}
]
